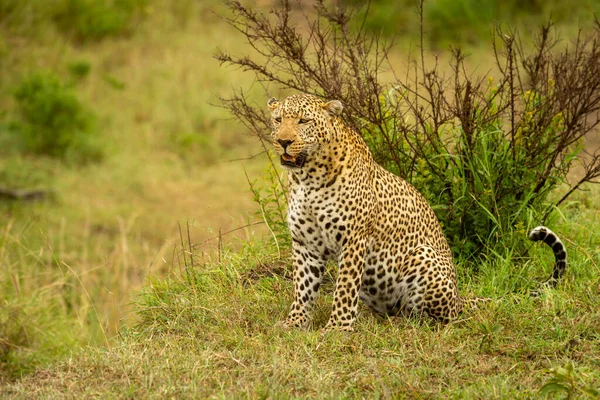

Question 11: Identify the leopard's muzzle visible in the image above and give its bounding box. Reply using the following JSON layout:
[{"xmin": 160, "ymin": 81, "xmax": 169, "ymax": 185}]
[{"xmin": 280, "ymin": 152, "xmax": 307, "ymax": 168}]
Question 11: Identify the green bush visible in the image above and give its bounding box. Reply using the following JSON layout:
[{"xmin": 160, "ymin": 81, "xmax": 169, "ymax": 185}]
[
  {"xmin": 367, "ymin": 83, "xmax": 578, "ymax": 260},
  {"xmin": 12, "ymin": 72, "xmax": 103, "ymax": 164},
  {"xmin": 54, "ymin": 0, "xmax": 148, "ymax": 41},
  {"xmin": 67, "ymin": 60, "xmax": 92, "ymax": 81}
]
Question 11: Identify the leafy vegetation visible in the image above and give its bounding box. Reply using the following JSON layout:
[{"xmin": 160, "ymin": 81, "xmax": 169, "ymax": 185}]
[
  {"xmin": 540, "ymin": 362, "xmax": 600, "ymax": 399},
  {"xmin": 10, "ymin": 72, "xmax": 103, "ymax": 164}
]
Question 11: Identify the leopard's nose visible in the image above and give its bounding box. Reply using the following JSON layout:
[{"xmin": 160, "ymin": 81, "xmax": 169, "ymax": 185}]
[{"xmin": 277, "ymin": 139, "xmax": 294, "ymax": 150}]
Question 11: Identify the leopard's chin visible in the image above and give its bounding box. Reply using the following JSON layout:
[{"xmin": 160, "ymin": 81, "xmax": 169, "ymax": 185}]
[{"xmin": 280, "ymin": 152, "xmax": 307, "ymax": 168}]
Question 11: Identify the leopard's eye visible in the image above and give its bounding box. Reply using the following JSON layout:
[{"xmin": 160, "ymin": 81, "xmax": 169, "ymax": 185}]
[
  {"xmin": 274, "ymin": 117, "xmax": 282, "ymax": 123},
  {"xmin": 298, "ymin": 118, "xmax": 311, "ymax": 124}
]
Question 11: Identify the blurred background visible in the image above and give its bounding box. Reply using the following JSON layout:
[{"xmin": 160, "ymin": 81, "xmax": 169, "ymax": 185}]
[{"xmin": 1, "ymin": 0, "xmax": 599, "ymax": 378}]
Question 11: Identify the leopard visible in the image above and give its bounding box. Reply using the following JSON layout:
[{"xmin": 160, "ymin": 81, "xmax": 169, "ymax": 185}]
[{"xmin": 267, "ymin": 93, "xmax": 567, "ymax": 332}]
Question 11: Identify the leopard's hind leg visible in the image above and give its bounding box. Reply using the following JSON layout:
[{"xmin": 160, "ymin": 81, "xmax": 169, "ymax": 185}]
[{"xmin": 391, "ymin": 246, "xmax": 461, "ymax": 323}]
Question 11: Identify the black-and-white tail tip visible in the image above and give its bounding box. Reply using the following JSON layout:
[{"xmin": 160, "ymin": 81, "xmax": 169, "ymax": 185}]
[{"xmin": 529, "ymin": 226, "xmax": 567, "ymax": 292}]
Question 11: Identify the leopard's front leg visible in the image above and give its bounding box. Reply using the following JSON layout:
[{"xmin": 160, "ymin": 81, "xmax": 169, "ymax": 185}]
[
  {"xmin": 324, "ymin": 237, "xmax": 367, "ymax": 332},
  {"xmin": 281, "ymin": 239, "xmax": 326, "ymax": 329}
]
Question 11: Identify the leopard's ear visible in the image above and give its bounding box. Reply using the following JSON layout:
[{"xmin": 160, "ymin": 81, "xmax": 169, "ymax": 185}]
[
  {"xmin": 267, "ymin": 97, "xmax": 280, "ymax": 111},
  {"xmin": 322, "ymin": 100, "xmax": 343, "ymax": 117}
]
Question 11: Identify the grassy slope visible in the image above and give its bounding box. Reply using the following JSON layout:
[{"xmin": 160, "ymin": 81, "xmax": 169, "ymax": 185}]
[{"xmin": 3, "ymin": 187, "xmax": 599, "ymax": 398}]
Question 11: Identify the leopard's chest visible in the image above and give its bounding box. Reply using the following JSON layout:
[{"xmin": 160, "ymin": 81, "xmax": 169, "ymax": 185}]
[{"xmin": 287, "ymin": 183, "xmax": 353, "ymax": 258}]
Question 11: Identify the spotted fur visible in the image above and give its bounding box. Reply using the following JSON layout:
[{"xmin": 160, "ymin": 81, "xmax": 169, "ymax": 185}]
[
  {"xmin": 528, "ymin": 226, "xmax": 567, "ymax": 296},
  {"xmin": 267, "ymin": 93, "xmax": 567, "ymax": 331}
]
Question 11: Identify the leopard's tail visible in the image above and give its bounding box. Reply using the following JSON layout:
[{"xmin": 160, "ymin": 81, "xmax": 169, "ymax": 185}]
[
  {"xmin": 528, "ymin": 226, "xmax": 567, "ymax": 293},
  {"xmin": 460, "ymin": 226, "xmax": 567, "ymax": 310}
]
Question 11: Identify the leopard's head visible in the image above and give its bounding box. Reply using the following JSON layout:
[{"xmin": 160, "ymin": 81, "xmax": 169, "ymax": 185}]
[{"xmin": 267, "ymin": 94, "xmax": 343, "ymax": 169}]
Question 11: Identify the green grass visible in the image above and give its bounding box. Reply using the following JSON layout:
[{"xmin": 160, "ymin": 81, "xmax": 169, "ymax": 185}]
[{"xmin": 2, "ymin": 186, "xmax": 599, "ymax": 397}]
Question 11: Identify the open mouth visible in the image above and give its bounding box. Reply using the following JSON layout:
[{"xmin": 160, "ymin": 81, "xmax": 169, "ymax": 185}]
[{"xmin": 280, "ymin": 152, "xmax": 307, "ymax": 168}]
